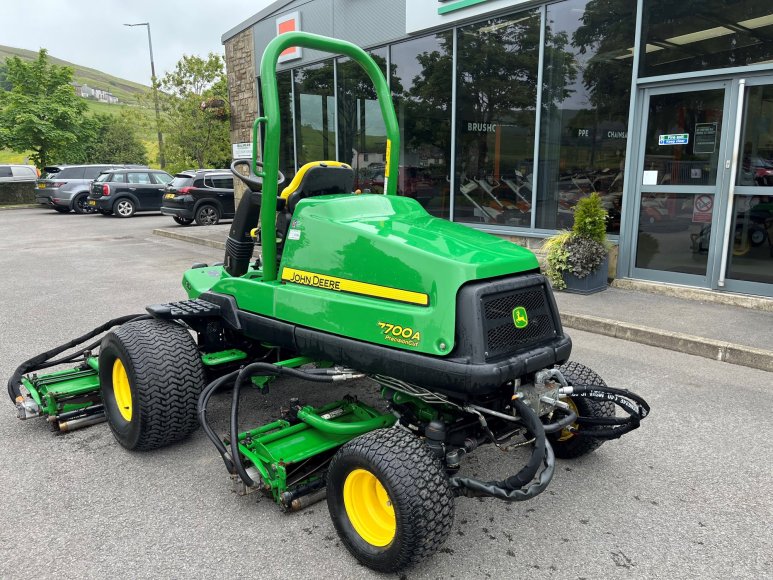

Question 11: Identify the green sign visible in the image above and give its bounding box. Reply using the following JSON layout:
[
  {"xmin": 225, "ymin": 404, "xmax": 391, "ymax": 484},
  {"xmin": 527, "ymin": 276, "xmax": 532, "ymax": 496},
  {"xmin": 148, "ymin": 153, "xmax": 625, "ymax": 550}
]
[
  {"xmin": 512, "ymin": 306, "xmax": 529, "ymax": 329},
  {"xmin": 438, "ymin": 0, "xmax": 493, "ymax": 15}
]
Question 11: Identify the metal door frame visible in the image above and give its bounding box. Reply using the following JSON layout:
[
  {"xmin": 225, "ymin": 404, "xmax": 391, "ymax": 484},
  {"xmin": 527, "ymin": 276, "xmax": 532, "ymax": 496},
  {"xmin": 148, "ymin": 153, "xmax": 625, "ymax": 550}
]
[{"xmin": 625, "ymin": 80, "xmax": 734, "ymax": 288}]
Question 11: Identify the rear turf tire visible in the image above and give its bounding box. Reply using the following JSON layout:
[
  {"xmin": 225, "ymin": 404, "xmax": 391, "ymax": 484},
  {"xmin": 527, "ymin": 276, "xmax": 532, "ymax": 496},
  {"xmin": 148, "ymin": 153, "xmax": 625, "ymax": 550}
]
[
  {"xmin": 548, "ymin": 361, "xmax": 616, "ymax": 459},
  {"xmin": 99, "ymin": 319, "xmax": 205, "ymax": 451},
  {"xmin": 326, "ymin": 428, "xmax": 454, "ymax": 572}
]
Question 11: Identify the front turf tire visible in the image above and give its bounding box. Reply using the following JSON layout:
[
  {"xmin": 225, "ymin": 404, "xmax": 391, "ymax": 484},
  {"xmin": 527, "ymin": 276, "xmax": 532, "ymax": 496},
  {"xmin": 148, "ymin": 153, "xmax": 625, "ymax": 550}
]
[
  {"xmin": 326, "ymin": 428, "xmax": 455, "ymax": 573},
  {"xmin": 548, "ymin": 361, "xmax": 616, "ymax": 459},
  {"xmin": 99, "ymin": 319, "xmax": 205, "ymax": 451}
]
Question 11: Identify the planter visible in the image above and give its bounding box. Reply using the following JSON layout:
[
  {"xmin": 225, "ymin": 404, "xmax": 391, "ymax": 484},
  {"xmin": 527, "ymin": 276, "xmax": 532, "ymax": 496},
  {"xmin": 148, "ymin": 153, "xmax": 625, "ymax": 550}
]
[{"xmin": 562, "ymin": 256, "xmax": 609, "ymax": 294}]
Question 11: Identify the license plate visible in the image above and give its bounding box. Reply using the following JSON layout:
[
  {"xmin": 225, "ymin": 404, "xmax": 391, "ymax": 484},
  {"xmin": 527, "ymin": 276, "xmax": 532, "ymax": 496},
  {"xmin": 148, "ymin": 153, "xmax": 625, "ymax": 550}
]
[
  {"xmin": 38, "ymin": 184, "xmax": 45, "ymax": 189},
  {"xmin": 164, "ymin": 193, "xmax": 175, "ymax": 199},
  {"xmin": 88, "ymin": 200, "xmax": 96, "ymax": 206}
]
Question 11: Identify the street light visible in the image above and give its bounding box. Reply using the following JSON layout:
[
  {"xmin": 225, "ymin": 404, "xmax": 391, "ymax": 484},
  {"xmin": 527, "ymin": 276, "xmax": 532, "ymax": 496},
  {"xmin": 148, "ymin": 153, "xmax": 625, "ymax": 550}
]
[{"xmin": 124, "ymin": 22, "xmax": 165, "ymax": 169}]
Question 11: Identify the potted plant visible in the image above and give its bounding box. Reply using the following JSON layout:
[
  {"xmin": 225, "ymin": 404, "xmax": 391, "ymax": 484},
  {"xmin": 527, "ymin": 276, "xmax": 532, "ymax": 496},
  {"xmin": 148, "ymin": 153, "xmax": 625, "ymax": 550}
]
[{"xmin": 543, "ymin": 192, "xmax": 610, "ymax": 294}]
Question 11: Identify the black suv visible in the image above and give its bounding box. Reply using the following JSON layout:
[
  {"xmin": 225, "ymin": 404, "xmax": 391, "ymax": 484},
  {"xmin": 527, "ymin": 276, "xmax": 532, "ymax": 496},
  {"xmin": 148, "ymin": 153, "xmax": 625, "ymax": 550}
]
[
  {"xmin": 88, "ymin": 169, "xmax": 173, "ymax": 217},
  {"xmin": 160, "ymin": 169, "xmax": 234, "ymax": 226}
]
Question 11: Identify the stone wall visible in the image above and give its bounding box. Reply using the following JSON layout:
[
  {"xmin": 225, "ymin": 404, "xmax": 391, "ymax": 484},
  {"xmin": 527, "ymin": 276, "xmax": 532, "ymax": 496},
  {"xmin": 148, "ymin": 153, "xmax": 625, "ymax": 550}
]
[
  {"xmin": 0, "ymin": 182, "xmax": 35, "ymax": 204},
  {"xmin": 225, "ymin": 28, "xmax": 258, "ymax": 206}
]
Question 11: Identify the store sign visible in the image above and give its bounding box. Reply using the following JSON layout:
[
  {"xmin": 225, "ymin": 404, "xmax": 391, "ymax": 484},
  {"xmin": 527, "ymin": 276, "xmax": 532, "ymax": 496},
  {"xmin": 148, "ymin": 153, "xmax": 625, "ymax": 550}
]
[
  {"xmin": 658, "ymin": 133, "xmax": 689, "ymax": 146},
  {"xmin": 407, "ymin": 0, "xmax": 530, "ymax": 34},
  {"xmin": 276, "ymin": 12, "xmax": 302, "ymax": 63},
  {"xmin": 466, "ymin": 122, "xmax": 497, "ymax": 133},
  {"xmin": 694, "ymin": 123, "xmax": 717, "ymax": 154},
  {"xmin": 232, "ymin": 142, "xmax": 253, "ymax": 159}
]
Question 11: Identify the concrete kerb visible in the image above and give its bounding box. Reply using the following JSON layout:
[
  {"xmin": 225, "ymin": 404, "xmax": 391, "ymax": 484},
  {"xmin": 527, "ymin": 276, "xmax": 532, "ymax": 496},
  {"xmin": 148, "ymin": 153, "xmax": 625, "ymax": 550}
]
[
  {"xmin": 0, "ymin": 204, "xmax": 40, "ymax": 211},
  {"xmin": 561, "ymin": 312, "xmax": 773, "ymax": 373},
  {"xmin": 153, "ymin": 228, "xmax": 227, "ymax": 250}
]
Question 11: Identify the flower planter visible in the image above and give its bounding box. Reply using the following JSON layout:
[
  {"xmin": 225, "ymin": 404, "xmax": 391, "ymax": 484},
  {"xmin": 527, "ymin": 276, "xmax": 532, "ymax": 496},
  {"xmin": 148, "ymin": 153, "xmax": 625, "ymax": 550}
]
[{"xmin": 561, "ymin": 256, "xmax": 608, "ymax": 294}]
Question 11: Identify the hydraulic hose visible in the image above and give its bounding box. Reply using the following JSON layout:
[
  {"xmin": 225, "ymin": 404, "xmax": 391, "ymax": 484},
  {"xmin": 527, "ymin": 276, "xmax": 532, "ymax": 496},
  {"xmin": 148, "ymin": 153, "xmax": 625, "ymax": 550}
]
[
  {"xmin": 197, "ymin": 370, "xmax": 240, "ymax": 472},
  {"xmin": 449, "ymin": 399, "xmax": 555, "ymax": 502},
  {"xmin": 7, "ymin": 313, "xmax": 149, "ymax": 401},
  {"xmin": 560, "ymin": 384, "xmax": 650, "ymax": 439},
  {"xmin": 225, "ymin": 362, "xmax": 347, "ymax": 488}
]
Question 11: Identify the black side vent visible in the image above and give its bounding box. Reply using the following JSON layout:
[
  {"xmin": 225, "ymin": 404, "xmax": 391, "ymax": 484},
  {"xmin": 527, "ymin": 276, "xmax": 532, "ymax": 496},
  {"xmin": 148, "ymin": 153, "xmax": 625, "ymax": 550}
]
[{"xmin": 481, "ymin": 287, "xmax": 557, "ymax": 359}]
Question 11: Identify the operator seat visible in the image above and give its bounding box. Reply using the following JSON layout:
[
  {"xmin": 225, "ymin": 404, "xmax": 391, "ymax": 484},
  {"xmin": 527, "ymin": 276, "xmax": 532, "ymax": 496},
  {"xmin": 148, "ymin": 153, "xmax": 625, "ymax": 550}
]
[{"xmin": 275, "ymin": 161, "xmax": 355, "ymax": 260}]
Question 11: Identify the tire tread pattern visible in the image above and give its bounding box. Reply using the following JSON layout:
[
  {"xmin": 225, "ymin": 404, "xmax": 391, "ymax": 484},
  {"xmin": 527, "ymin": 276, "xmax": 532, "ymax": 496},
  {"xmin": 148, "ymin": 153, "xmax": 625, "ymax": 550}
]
[
  {"xmin": 328, "ymin": 428, "xmax": 455, "ymax": 572},
  {"xmin": 108, "ymin": 319, "xmax": 204, "ymax": 450}
]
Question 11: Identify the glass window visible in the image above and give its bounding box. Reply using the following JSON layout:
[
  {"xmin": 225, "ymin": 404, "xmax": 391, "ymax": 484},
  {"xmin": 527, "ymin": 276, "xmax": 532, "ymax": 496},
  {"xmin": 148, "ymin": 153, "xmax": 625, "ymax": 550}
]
[
  {"xmin": 725, "ymin": 196, "xmax": 773, "ymax": 284},
  {"xmin": 152, "ymin": 173, "xmax": 173, "ymax": 185},
  {"xmin": 170, "ymin": 175, "xmax": 193, "ymax": 188},
  {"xmin": 210, "ymin": 175, "xmax": 233, "ymax": 189},
  {"xmin": 337, "ymin": 48, "xmax": 389, "ymax": 192},
  {"xmin": 110, "ymin": 173, "xmax": 126, "ymax": 183},
  {"xmin": 643, "ymin": 90, "xmax": 725, "ymax": 187},
  {"xmin": 294, "ymin": 61, "xmax": 336, "ymax": 167},
  {"xmin": 536, "ymin": 0, "xmax": 635, "ymax": 234},
  {"xmin": 94, "ymin": 172, "xmax": 110, "ymax": 183},
  {"xmin": 391, "ymin": 33, "xmax": 453, "ymax": 218},
  {"xmin": 128, "ymin": 172, "xmax": 152, "ymax": 184},
  {"xmin": 641, "ymin": 0, "xmax": 773, "ymax": 78},
  {"xmin": 274, "ymin": 71, "xmax": 296, "ymax": 181},
  {"xmin": 0, "ymin": 166, "xmax": 12, "ymax": 178},
  {"xmin": 55, "ymin": 167, "xmax": 85, "ymax": 179},
  {"xmin": 453, "ymin": 11, "xmax": 540, "ymax": 227},
  {"xmin": 738, "ymin": 84, "xmax": 773, "ymax": 188},
  {"xmin": 83, "ymin": 167, "xmax": 105, "ymax": 179}
]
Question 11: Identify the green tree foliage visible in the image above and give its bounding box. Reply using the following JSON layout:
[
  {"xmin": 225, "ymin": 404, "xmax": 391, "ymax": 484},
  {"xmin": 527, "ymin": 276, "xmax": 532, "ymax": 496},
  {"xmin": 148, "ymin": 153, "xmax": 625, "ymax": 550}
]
[
  {"xmin": 0, "ymin": 49, "xmax": 87, "ymax": 167},
  {"xmin": 157, "ymin": 53, "xmax": 230, "ymax": 172}
]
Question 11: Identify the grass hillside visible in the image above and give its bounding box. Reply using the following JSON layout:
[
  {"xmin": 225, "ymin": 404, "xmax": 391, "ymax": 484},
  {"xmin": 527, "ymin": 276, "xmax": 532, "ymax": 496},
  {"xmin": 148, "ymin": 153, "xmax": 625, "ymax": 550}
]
[{"xmin": 0, "ymin": 45, "xmax": 150, "ymax": 104}]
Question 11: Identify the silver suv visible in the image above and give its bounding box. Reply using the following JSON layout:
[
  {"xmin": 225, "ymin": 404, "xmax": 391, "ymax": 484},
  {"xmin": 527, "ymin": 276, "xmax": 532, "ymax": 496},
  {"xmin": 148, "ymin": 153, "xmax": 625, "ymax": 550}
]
[
  {"xmin": 0, "ymin": 165, "xmax": 38, "ymax": 183},
  {"xmin": 35, "ymin": 164, "xmax": 143, "ymax": 214}
]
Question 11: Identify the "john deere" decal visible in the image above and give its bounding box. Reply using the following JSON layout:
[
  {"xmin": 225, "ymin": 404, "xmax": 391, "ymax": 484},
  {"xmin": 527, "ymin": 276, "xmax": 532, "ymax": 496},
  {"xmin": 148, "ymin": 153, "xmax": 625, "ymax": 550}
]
[{"xmin": 512, "ymin": 306, "xmax": 528, "ymax": 329}]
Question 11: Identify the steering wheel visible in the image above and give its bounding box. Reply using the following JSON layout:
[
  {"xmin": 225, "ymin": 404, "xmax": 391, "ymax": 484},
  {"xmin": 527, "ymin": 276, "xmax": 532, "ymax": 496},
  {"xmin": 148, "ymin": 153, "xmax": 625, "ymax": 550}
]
[{"xmin": 230, "ymin": 159, "xmax": 285, "ymax": 192}]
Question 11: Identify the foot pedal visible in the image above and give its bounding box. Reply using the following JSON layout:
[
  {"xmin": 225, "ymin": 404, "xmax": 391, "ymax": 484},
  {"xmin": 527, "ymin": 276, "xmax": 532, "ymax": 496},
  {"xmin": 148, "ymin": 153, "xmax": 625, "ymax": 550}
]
[{"xmin": 146, "ymin": 299, "xmax": 222, "ymax": 320}]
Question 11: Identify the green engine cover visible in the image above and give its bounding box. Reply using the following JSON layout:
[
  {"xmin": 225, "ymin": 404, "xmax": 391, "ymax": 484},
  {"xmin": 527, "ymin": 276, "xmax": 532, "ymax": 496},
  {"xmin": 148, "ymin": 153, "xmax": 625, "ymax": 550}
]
[{"xmin": 184, "ymin": 194, "xmax": 538, "ymax": 356}]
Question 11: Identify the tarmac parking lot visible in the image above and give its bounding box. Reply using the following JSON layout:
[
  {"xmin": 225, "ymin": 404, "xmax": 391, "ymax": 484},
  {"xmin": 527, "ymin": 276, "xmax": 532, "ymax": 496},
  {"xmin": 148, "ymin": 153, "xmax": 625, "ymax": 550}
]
[{"xmin": 0, "ymin": 208, "xmax": 771, "ymax": 579}]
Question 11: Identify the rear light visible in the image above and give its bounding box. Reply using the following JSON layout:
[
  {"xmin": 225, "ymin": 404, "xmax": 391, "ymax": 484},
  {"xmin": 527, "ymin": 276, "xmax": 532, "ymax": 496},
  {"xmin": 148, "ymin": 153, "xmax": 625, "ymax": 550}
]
[
  {"xmin": 49, "ymin": 182, "xmax": 65, "ymax": 188},
  {"xmin": 102, "ymin": 184, "xmax": 110, "ymax": 196},
  {"xmin": 178, "ymin": 186, "xmax": 194, "ymax": 194}
]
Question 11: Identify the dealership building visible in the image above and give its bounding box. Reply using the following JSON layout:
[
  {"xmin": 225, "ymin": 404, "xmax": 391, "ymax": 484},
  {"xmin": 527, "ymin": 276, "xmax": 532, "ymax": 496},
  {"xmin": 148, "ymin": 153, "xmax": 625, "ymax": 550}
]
[{"xmin": 222, "ymin": 0, "xmax": 773, "ymax": 298}]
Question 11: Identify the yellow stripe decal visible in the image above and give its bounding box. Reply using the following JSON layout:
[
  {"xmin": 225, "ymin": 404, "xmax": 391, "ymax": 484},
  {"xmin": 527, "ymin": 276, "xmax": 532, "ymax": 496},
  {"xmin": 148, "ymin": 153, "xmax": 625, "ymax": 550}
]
[{"xmin": 281, "ymin": 267, "xmax": 428, "ymax": 306}]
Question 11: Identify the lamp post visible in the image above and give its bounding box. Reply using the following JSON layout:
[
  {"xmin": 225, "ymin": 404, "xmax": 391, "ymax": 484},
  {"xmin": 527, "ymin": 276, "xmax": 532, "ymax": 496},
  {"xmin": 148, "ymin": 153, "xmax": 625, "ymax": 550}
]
[{"xmin": 124, "ymin": 22, "xmax": 165, "ymax": 168}]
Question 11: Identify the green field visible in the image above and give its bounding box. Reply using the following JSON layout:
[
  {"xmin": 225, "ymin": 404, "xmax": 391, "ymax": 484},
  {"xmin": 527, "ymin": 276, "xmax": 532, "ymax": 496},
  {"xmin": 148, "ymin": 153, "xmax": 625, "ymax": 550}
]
[{"xmin": 0, "ymin": 45, "xmax": 150, "ymax": 104}]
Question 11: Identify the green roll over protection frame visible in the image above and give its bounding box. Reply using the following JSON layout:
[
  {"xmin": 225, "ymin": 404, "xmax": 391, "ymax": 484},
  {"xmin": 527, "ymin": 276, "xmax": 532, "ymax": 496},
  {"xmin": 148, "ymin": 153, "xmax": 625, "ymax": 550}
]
[{"xmin": 253, "ymin": 32, "xmax": 400, "ymax": 282}]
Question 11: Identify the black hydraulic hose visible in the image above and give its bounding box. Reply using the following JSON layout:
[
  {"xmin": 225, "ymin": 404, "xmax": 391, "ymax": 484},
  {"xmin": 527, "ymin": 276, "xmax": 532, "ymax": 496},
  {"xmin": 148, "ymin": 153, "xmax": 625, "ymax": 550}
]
[
  {"xmin": 197, "ymin": 370, "xmax": 240, "ymax": 472},
  {"xmin": 565, "ymin": 384, "xmax": 650, "ymax": 440},
  {"xmin": 229, "ymin": 362, "xmax": 339, "ymax": 488},
  {"xmin": 542, "ymin": 407, "xmax": 578, "ymax": 434},
  {"xmin": 449, "ymin": 399, "xmax": 555, "ymax": 502},
  {"xmin": 7, "ymin": 313, "xmax": 149, "ymax": 401}
]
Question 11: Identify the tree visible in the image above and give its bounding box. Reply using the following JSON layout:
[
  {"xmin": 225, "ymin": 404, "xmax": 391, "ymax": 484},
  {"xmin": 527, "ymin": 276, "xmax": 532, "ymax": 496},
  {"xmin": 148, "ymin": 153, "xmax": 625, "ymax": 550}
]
[
  {"xmin": 0, "ymin": 49, "xmax": 87, "ymax": 167},
  {"xmin": 157, "ymin": 53, "xmax": 230, "ymax": 171},
  {"xmin": 90, "ymin": 113, "xmax": 148, "ymax": 165}
]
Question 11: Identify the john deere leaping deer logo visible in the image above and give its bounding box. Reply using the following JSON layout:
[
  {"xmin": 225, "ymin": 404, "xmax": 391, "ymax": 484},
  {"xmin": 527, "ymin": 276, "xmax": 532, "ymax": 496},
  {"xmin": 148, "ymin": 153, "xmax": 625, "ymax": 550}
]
[{"xmin": 512, "ymin": 306, "xmax": 528, "ymax": 329}]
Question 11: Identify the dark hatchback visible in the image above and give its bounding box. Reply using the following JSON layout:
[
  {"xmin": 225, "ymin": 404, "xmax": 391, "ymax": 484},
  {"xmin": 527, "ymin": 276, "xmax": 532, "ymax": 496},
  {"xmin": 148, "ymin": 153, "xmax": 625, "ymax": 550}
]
[
  {"xmin": 88, "ymin": 169, "xmax": 173, "ymax": 217},
  {"xmin": 160, "ymin": 169, "xmax": 234, "ymax": 226}
]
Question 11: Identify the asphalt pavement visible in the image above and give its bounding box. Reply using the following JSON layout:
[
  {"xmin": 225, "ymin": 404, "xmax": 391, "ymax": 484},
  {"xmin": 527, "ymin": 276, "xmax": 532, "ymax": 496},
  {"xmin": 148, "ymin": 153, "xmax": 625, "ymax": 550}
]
[{"xmin": 0, "ymin": 208, "xmax": 771, "ymax": 579}]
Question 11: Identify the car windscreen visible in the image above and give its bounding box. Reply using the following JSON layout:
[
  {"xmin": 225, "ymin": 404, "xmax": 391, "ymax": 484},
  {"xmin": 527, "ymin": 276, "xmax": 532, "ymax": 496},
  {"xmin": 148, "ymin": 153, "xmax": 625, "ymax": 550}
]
[{"xmin": 46, "ymin": 167, "xmax": 85, "ymax": 179}]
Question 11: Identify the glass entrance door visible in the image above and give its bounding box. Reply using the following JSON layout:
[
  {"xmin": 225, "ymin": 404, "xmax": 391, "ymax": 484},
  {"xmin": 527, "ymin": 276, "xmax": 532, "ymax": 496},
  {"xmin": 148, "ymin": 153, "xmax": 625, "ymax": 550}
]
[
  {"xmin": 719, "ymin": 77, "xmax": 773, "ymax": 295},
  {"xmin": 631, "ymin": 83, "xmax": 731, "ymax": 286}
]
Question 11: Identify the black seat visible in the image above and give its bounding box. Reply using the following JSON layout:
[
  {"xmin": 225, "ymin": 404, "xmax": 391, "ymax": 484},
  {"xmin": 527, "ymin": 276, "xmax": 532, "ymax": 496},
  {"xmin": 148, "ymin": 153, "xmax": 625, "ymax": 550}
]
[{"xmin": 279, "ymin": 161, "xmax": 355, "ymax": 213}]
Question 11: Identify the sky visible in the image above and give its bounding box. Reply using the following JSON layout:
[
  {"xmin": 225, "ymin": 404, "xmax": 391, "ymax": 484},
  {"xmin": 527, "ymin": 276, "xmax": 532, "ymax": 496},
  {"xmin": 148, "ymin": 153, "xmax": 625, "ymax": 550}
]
[{"xmin": 1, "ymin": 0, "xmax": 275, "ymax": 86}]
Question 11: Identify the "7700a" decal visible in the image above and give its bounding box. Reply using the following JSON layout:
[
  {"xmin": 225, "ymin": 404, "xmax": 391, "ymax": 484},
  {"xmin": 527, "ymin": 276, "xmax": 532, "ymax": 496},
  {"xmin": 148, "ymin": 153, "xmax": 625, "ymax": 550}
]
[{"xmin": 378, "ymin": 322, "xmax": 421, "ymax": 347}]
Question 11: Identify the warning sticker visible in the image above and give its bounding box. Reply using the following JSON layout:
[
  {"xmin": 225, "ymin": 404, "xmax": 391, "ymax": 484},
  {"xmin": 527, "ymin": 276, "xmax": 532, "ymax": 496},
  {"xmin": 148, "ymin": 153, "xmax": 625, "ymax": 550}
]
[{"xmin": 692, "ymin": 194, "xmax": 713, "ymax": 223}]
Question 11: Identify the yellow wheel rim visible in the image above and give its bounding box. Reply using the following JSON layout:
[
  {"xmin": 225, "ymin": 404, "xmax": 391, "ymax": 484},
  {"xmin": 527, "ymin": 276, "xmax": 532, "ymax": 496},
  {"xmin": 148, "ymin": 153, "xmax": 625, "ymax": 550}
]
[
  {"xmin": 112, "ymin": 358, "xmax": 133, "ymax": 422},
  {"xmin": 557, "ymin": 397, "xmax": 579, "ymax": 442},
  {"xmin": 343, "ymin": 468, "xmax": 396, "ymax": 547}
]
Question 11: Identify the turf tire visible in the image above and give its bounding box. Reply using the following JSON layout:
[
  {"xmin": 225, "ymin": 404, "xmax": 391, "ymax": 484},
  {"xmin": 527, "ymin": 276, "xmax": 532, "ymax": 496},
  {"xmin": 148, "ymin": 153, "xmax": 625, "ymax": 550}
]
[
  {"xmin": 548, "ymin": 361, "xmax": 616, "ymax": 459},
  {"xmin": 99, "ymin": 318, "xmax": 205, "ymax": 451},
  {"xmin": 326, "ymin": 428, "xmax": 455, "ymax": 572}
]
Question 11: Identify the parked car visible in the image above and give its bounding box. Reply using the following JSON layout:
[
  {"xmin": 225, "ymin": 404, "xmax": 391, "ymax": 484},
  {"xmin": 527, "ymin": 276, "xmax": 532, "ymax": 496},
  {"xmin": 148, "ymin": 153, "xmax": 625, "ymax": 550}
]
[
  {"xmin": 35, "ymin": 164, "xmax": 140, "ymax": 214},
  {"xmin": 160, "ymin": 169, "xmax": 234, "ymax": 226},
  {"xmin": 0, "ymin": 164, "xmax": 38, "ymax": 183},
  {"xmin": 87, "ymin": 168, "xmax": 173, "ymax": 217}
]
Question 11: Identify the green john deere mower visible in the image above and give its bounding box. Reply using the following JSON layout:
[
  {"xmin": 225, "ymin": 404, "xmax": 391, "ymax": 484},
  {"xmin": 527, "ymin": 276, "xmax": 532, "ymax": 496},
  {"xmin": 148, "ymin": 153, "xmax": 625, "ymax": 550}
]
[{"xmin": 9, "ymin": 32, "xmax": 649, "ymax": 572}]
